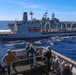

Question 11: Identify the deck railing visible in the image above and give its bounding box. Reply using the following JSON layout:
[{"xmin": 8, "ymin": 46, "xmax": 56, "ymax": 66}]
[{"xmin": 11, "ymin": 48, "xmax": 76, "ymax": 75}]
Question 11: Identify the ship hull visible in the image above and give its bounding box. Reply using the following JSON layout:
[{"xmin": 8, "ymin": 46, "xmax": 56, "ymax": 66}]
[{"xmin": 0, "ymin": 31, "xmax": 76, "ymax": 40}]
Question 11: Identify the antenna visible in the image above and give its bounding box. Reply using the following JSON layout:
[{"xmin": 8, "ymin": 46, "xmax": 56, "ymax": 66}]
[
  {"xmin": 29, "ymin": 11, "xmax": 34, "ymax": 21},
  {"xmin": 52, "ymin": 12, "xmax": 55, "ymax": 19},
  {"xmin": 45, "ymin": 10, "xmax": 48, "ymax": 15},
  {"xmin": 44, "ymin": 10, "xmax": 48, "ymax": 18}
]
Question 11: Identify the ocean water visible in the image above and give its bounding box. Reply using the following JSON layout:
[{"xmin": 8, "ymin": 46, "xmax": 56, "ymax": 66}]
[
  {"xmin": 0, "ymin": 21, "xmax": 15, "ymax": 30},
  {"xmin": 0, "ymin": 21, "xmax": 76, "ymax": 63}
]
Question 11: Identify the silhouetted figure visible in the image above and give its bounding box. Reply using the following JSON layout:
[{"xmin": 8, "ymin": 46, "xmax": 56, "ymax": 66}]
[
  {"xmin": 43, "ymin": 46, "xmax": 51, "ymax": 71},
  {"xmin": 62, "ymin": 64, "xmax": 72, "ymax": 75},
  {"xmin": 26, "ymin": 43, "xmax": 36, "ymax": 68}
]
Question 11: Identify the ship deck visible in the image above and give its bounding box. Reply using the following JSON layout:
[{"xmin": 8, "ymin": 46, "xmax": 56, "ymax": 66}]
[
  {"xmin": 5, "ymin": 56, "xmax": 76, "ymax": 75},
  {"xmin": 2, "ymin": 48, "xmax": 76, "ymax": 75},
  {"xmin": 10, "ymin": 60, "xmax": 57, "ymax": 75},
  {"xmin": 10, "ymin": 59, "xmax": 76, "ymax": 75}
]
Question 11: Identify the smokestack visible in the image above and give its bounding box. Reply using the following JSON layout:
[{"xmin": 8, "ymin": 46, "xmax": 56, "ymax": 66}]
[{"xmin": 23, "ymin": 12, "xmax": 28, "ymax": 22}]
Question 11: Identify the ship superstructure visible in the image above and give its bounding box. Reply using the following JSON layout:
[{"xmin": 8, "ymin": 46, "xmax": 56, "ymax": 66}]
[{"xmin": 0, "ymin": 11, "xmax": 76, "ymax": 40}]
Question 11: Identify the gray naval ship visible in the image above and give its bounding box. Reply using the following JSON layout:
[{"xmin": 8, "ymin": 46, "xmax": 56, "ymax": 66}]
[{"xmin": 0, "ymin": 11, "xmax": 76, "ymax": 40}]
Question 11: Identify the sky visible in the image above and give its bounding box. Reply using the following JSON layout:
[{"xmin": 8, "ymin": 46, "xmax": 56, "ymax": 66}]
[{"xmin": 0, "ymin": 0, "xmax": 76, "ymax": 21}]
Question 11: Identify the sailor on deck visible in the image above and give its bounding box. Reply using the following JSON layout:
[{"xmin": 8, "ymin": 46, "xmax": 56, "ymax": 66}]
[
  {"xmin": 43, "ymin": 46, "xmax": 51, "ymax": 71},
  {"xmin": 26, "ymin": 42, "xmax": 36, "ymax": 68},
  {"xmin": 2, "ymin": 49, "xmax": 20, "ymax": 75}
]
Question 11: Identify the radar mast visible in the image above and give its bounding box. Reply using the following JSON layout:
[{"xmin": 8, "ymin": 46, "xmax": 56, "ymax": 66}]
[
  {"xmin": 44, "ymin": 10, "xmax": 48, "ymax": 19},
  {"xmin": 52, "ymin": 12, "xmax": 55, "ymax": 19},
  {"xmin": 29, "ymin": 11, "xmax": 34, "ymax": 21}
]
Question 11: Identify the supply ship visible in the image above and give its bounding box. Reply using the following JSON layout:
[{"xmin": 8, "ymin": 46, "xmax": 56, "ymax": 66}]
[{"xmin": 0, "ymin": 11, "xmax": 76, "ymax": 40}]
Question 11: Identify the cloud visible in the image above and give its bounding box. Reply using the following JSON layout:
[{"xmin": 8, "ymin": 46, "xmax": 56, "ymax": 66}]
[
  {"xmin": 23, "ymin": 5, "xmax": 41, "ymax": 8},
  {"xmin": 15, "ymin": 2, "xmax": 26, "ymax": 5},
  {"xmin": 17, "ymin": 2, "xmax": 41, "ymax": 8},
  {"xmin": 7, "ymin": 1, "xmax": 41, "ymax": 8}
]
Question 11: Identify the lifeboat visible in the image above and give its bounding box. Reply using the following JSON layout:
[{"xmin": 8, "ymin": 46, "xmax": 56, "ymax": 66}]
[
  {"xmin": 35, "ymin": 28, "xmax": 41, "ymax": 30},
  {"xmin": 29, "ymin": 27, "xmax": 41, "ymax": 31},
  {"xmin": 29, "ymin": 28, "xmax": 35, "ymax": 31}
]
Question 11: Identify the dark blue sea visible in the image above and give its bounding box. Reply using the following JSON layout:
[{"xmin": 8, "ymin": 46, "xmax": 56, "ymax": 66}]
[{"xmin": 0, "ymin": 21, "xmax": 76, "ymax": 64}]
